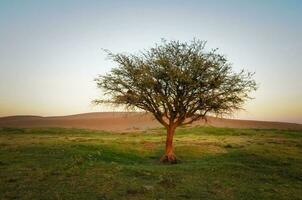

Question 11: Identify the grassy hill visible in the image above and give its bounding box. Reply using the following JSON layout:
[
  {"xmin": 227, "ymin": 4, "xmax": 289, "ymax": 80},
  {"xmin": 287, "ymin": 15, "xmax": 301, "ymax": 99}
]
[{"xmin": 0, "ymin": 127, "xmax": 301, "ymax": 199}]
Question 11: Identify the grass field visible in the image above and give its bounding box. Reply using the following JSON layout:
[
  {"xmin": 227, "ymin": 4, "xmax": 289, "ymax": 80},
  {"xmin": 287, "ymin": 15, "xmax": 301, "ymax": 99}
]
[{"xmin": 0, "ymin": 126, "xmax": 301, "ymax": 200}]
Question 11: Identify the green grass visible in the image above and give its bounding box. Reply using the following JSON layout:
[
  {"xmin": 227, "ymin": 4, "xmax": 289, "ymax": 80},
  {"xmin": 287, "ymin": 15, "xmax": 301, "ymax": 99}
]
[{"xmin": 0, "ymin": 126, "xmax": 301, "ymax": 200}]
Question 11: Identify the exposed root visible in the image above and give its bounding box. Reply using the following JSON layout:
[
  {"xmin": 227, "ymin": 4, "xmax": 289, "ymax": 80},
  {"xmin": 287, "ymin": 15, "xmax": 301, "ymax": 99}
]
[{"xmin": 160, "ymin": 154, "xmax": 178, "ymax": 164}]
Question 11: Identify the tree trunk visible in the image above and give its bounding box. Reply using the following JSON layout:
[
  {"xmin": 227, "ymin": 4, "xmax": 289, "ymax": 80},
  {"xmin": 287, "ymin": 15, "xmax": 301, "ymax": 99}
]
[{"xmin": 160, "ymin": 125, "xmax": 177, "ymax": 164}]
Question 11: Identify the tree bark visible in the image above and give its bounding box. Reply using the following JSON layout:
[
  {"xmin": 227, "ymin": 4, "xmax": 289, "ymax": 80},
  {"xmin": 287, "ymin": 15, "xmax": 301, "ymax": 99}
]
[{"xmin": 160, "ymin": 124, "xmax": 178, "ymax": 163}]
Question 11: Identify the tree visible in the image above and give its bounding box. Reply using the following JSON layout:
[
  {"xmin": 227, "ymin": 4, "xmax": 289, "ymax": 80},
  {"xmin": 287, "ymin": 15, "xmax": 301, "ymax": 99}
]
[{"xmin": 94, "ymin": 39, "xmax": 257, "ymax": 163}]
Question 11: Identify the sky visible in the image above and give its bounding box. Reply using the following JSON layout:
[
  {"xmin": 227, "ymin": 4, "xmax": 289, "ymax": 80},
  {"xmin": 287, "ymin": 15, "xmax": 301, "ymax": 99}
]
[{"xmin": 0, "ymin": 0, "xmax": 301, "ymax": 123}]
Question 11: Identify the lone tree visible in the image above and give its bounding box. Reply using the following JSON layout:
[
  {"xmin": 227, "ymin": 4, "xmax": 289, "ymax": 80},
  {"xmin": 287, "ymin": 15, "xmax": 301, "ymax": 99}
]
[{"xmin": 95, "ymin": 39, "xmax": 257, "ymax": 163}]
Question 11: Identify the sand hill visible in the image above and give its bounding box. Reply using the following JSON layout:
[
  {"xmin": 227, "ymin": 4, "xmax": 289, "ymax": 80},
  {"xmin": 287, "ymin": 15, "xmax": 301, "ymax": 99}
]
[{"xmin": 0, "ymin": 112, "xmax": 301, "ymax": 132}]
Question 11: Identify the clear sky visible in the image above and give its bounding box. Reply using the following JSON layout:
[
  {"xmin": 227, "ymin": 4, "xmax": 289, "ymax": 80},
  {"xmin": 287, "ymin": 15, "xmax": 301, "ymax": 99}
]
[{"xmin": 0, "ymin": 0, "xmax": 301, "ymax": 123}]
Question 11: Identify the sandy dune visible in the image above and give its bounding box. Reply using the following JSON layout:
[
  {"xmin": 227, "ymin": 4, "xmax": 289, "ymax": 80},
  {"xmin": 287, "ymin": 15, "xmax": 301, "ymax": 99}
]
[{"xmin": 0, "ymin": 112, "xmax": 301, "ymax": 131}]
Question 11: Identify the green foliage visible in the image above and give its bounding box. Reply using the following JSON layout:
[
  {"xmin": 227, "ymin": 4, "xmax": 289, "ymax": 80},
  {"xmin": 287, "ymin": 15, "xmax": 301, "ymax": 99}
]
[
  {"xmin": 0, "ymin": 127, "xmax": 301, "ymax": 199},
  {"xmin": 95, "ymin": 40, "xmax": 257, "ymax": 127}
]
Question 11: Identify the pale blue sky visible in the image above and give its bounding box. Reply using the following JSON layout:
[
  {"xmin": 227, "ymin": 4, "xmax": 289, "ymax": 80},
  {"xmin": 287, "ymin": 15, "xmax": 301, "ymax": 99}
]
[{"xmin": 0, "ymin": 0, "xmax": 301, "ymax": 123}]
